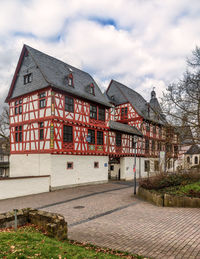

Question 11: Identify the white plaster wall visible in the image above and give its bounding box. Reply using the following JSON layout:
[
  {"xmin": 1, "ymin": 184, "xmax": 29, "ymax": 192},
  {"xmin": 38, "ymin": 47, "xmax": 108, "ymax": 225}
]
[
  {"xmin": 10, "ymin": 154, "xmax": 51, "ymax": 177},
  {"xmin": 120, "ymin": 157, "xmax": 135, "ymax": 180},
  {"xmin": 120, "ymin": 157, "xmax": 161, "ymax": 180},
  {"xmin": 51, "ymin": 155, "xmax": 108, "ymax": 189},
  {"xmin": 0, "ymin": 176, "xmax": 50, "ymax": 200}
]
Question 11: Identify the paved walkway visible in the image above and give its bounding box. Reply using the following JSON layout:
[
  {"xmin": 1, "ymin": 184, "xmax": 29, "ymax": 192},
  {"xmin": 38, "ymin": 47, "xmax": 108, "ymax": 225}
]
[{"xmin": 0, "ymin": 181, "xmax": 200, "ymax": 259}]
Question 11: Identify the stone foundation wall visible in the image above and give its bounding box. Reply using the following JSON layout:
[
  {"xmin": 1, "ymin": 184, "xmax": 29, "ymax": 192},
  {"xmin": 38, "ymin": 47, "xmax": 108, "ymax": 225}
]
[
  {"xmin": 0, "ymin": 208, "xmax": 67, "ymax": 240},
  {"xmin": 138, "ymin": 187, "xmax": 200, "ymax": 208}
]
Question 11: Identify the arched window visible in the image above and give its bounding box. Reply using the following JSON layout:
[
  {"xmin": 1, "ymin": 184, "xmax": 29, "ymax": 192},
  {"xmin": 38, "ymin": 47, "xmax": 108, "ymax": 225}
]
[
  {"xmin": 194, "ymin": 156, "xmax": 198, "ymax": 165},
  {"xmin": 187, "ymin": 156, "xmax": 190, "ymax": 164}
]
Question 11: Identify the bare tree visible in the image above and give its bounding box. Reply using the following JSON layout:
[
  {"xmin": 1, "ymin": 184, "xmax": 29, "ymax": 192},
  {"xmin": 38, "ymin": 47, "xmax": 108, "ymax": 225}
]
[
  {"xmin": 162, "ymin": 46, "xmax": 200, "ymax": 143},
  {"xmin": 0, "ymin": 106, "xmax": 9, "ymax": 142}
]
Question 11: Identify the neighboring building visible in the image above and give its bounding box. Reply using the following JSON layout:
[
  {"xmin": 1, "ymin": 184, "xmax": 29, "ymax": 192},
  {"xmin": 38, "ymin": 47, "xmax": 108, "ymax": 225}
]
[
  {"xmin": 105, "ymin": 80, "xmax": 179, "ymax": 176},
  {"xmin": 5, "ymin": 45, "xmax": 142, "ymax": 191},
  {"xmin": 184, "ymin": 144, "xmax": 200, "ymax": 169},
  {"xmin": 175, "ymin": 125, "xmax": 194, "ymax": 170}
]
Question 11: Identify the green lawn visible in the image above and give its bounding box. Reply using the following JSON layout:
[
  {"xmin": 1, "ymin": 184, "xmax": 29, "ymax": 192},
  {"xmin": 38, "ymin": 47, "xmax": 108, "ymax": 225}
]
[
  {"xmin": 157, "ymin": 181, "xmax": 200, "ymax": 197},
  {"xmin": 0, "ymin": 226, "xmax": 143, "ymax": 259}
]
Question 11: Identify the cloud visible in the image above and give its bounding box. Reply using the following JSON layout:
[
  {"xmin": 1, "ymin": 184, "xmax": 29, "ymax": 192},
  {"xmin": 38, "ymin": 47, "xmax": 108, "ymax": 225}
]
[{"xmin": 0, "ymin": 0, "xmax": 200, "ymax": 109}]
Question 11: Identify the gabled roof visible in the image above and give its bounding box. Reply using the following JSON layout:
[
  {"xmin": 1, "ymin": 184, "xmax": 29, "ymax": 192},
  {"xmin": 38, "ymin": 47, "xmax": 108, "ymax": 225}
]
[
  {"xmin": 176, "ymin": 126, "xmax": 194, "ymax": 145},
  {"xmin": 6, "ymin": 45, "xmax": 111, "ymax": 107},
  {"xmin": 109, "ymin": 121, "xmax": 142, "ymax": 136},
  {"xmin": 185, "ymin": 144, "xmax": 200, "ymax": 155},
  {"xmin": 106, "ymin": 80, "xmax": 166, "ymax": 125}
]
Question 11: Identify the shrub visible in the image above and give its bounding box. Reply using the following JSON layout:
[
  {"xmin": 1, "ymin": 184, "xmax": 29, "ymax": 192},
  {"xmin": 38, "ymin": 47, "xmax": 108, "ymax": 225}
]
[{"xmin": 139, "ymin": 171, "xmax": 200, "ymax": 190}]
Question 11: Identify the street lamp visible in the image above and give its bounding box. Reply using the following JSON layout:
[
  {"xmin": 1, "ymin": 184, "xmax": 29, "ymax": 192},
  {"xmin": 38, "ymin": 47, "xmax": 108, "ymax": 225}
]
[{"xmin": 133, "ymin": 135, "xmax": 138, "ymax": 195}]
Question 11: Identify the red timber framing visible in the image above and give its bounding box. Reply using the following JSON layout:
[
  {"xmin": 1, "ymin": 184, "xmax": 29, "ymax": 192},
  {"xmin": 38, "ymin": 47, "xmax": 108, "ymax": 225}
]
[
  {"xmin": 113, "ymin": 101, "xmax": 178, "ymax": 159},
  {"xmin": 9, "ymin": 87, "xmax": 139, "ymax": 157}
]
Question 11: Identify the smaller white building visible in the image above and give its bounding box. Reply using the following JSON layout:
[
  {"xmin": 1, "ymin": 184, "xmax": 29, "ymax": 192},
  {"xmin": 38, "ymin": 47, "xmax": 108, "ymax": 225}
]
[{"xmin": 184, "ymin": 144, "xmax": 200, "ymax": 169}]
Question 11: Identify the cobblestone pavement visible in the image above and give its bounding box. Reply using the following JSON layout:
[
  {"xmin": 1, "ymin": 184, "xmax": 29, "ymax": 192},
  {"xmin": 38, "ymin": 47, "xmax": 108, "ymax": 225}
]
[{"xmin": 0, "ymin": 181, "xmax": 200, "ymax": 259}]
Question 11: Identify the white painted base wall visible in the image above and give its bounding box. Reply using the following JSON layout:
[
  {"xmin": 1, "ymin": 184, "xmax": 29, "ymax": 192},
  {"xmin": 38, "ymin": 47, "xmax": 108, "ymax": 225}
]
[
  {"xmin": 51, "ymin": 155, "xmax": 108, "ymax": 189},
  {"xmin": 119, "ymin": 157, "xmax": 160, "ymax": 180},
  {"xmin": 10, "ymin": 154, "xmax": 109, "ymax": 191},
  {"xmin": 0, "ymin": 176, "xmax": 50, "ymax": 200},
  {"xmin": 10, "ymin": 154, "xmax": 52, "ymax": 177}
]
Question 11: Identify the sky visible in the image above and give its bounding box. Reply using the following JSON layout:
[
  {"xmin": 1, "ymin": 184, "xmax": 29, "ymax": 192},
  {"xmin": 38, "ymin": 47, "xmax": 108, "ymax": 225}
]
[{"xmin": 0, "ymin": 0, "xmax": 200, "ymax": 109}]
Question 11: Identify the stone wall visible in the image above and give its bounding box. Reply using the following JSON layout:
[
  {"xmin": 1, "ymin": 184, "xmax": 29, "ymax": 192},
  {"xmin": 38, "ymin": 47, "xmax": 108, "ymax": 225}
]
[
  {"xmin": 0, "ymin": 208, "xmax": 67, "ymax": 240},
  {"xmin": 138, "ymin": 187, "xmax": 200, "ymax": 208}
]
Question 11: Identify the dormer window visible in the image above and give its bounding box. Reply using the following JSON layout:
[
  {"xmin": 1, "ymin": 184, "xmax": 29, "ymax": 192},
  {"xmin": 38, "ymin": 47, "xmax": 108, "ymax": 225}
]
[
  {"xmin": 68, "ymin": 73, "xmax": 73, "ymax": 87},
  {"xmin": 90, "ymin": 83, "xmax": 95, "ymax": 95},
  {"xmin": 24, "ymin": 73, "xmax": 32, "ymax": 85}
]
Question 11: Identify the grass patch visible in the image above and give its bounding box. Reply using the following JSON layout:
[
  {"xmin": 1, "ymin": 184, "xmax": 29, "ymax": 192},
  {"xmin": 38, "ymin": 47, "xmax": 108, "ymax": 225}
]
[
  {"xmin": 0, "ymin": 226, "xmax": 144, "ymax": 259},
  {"xmin": 156, "ymin": 181, "xmax": 200, "ymax": 198}
]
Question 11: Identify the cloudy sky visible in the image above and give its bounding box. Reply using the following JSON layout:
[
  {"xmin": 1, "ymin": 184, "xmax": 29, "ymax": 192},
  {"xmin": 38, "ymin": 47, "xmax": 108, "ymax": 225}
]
[{"xmin": 0, "ymin": 0, "xmax": 200, "ymax": 108}]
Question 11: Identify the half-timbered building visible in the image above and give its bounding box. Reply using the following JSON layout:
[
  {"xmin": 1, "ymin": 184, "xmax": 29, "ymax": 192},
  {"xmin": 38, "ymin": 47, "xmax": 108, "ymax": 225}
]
[
  {"xmin": 105, "ymin": 80, "xmax": 179, "ymax": 176},
  {"xmin": 5, "ymin": 45, "xmax": 142, "ymax": 192}
]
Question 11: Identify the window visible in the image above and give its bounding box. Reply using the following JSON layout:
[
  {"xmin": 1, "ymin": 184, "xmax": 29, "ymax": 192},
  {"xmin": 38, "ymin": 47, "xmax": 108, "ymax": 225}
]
[
  {"xmin": 90, "ymin": 83, "xmax": 95, "ymax": 95},
  {"xmin": 174, "ymin": 145, "xmax": 178, "ymax": 153},
  {"xmin": 39, "ymin": 92, "xmax": 46, "ymax": 109},
  {"xmin": 159, "ymin": 127, "xmax": 162, "ymax": 136},
  {"xmin": 121, "ymin": 107, "xmax": 128, "ymax": 119},
  {"xmin": 146, "ymin": 123, "xmax": 150, "ymax": 132},
  {"xmin": 152, "ymin": 140, "xmax": 155, "ymax": 151},
  {"xmin": 15, "ymin": 100, "xmax": 23, "ymax": 115},
  {"xmin": 94, "ymin": 162, "xmax": 99, "ymax": 168},
  {"xmin": 116, "ymin": 133, "xmax": 121, "ymax": 147},
  {"xmin": 145, "ymin": 160, "xmax": 150, "ymax": 172},
  {"xmin": 15, "ymin": 125, "xmax": 23, "ymax": 142},
  {"xmin": 68, "ymin": 73, "xmax": 73, "ymax": 87},
  {"xmin": 97, "ymin": 131, "xmax": 103, "ymax": 145},
  {"xmin": 145, "ymin": 138, "xmax": 149, "ymax": 152},
  {"xmin": 65, "ymin": 96, "xmax": 74, "ymax": 112},
  {"xmin": 195, "ymin": 156, "xmax": 198, "ymax": 165},
  {"xmin": 19, "ymin": 105, "xmax": 22, "ymax": 114},
  {"xmin": 0, "ymin": 169, "xmax": 4, "ymax": 177},
  {"xmin": 166, "ymin": 144, "xmax": 172, "ymax": 152},
  {"xmin": 98, "ymin": 107, "xmax": 105, "ymax": 121},
  {"xmin": 88, "ymin": 129, "xmax": 95, "ymax": 144},
  {"xmin": 132, "ymin": 137, "xmax": 136, "ymax": 149},
  {"xmin": 39, "ymin": 122, "xmax": 44, "ymax": 140},
  {"xmin": 153, "ymin": 125, "xmax": 156, "ymax": 134},
  {"xmin": 157, "ymin": 142, "xmax": 161, "ymax": 151},
  {"xmin": 24, "ymin": 73, "xmax": 32, "ymax": 85},
  {"xmin": 90, "ymin": 105, "xmax": 97, "ymax": 119},
  {"xmin": 187, "ymin": 156, "xmax": 190, "ymax": 164},
  {"xmin": 168, "ymin": 161, "xmax": 172, "ymax": 169},
  {"xmin": 110, "ymin": 165, "xmax": 114, "ymax": 171},
  {"xmin": 154, "ymin": 161, "xmax": 159, "ymax": 171},
  {"xmin": 67, "ymin": 162, "xmax": 73, "ymax": 169},
  {"xmin": 63, "ymin": 125, "xmax": 73, "ymax": 143}
]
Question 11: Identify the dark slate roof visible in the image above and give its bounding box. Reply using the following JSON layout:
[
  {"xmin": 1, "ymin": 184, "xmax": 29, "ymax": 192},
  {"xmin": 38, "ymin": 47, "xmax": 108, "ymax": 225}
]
[
  {"xmin": 106, "ymin": 80, "xmax": 166, "ymax": 125},
  {"xmin": 8, "ymin": 45, "xmax": 111, "ymax": 107},
  {"xmin": 185, "ymin": 144, "xmax": 200, "ymax": 154},
  {"xmin": 176, "ymin": 126, "xmax": 194, "ymax": 145},
  {"xmin": 109, "ymin": 121, "xmax": 142, "ymax": 136}
]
